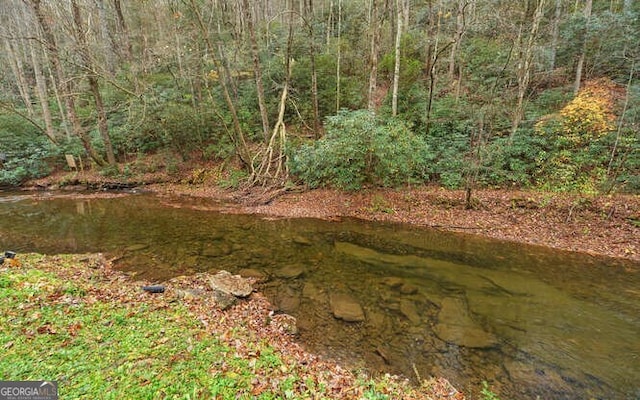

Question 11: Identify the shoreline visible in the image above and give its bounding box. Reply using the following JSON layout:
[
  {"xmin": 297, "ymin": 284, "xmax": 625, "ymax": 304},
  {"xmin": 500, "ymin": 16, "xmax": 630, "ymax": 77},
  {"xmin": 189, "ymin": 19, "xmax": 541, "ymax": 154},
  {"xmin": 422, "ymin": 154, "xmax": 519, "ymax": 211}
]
[
  {"xmin": 14, "ymin": 172, "xmax": 640, "ymax": 263},
  {"xmin": 148, "ymin": 183, "xmax": 640, "ymax": 264}
]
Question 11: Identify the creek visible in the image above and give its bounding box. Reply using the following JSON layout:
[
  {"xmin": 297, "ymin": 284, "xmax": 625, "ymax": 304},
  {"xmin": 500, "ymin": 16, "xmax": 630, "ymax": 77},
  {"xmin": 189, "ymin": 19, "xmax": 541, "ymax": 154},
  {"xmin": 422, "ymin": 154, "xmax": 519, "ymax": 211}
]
[{"xmin": 1, "ymin": 192, "xmax": 638, "ymax": 399}]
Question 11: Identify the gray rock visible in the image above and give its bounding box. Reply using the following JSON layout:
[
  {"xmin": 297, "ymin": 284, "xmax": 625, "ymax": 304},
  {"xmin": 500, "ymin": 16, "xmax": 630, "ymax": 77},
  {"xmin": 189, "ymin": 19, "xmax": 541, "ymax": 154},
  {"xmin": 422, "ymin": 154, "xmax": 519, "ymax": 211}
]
[
  {"xmin": 330, "ymin": 293, "xmax": 365, "ymax": 322},
  {"xmin": 210, "ymin": 288, "xmax": 237, "ymax": 310},
  {"xmin": 209, "ymin": 270, "xmax": 253, "ymax": 297}
]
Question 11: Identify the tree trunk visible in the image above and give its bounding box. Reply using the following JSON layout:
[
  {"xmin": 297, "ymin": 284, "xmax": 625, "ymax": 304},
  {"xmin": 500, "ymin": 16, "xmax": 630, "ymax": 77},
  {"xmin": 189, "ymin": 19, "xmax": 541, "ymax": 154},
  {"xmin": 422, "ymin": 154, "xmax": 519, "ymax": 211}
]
[
  {"xmin": 188, "ymin": 0, "xmax": 250, "ymax": 166},
  {"xmin": 512, "ymin": 0, "xmax": 545, "ymax": 138},
  {"xmin": 367, "ymin": 0, "xmax": 381, "ymax": 111},
  {"xmin": 302, "ymin": 3, "xmax": 321, "ymax": 137},
  {"xmin": 29, "ymin": 0, "xmax": 107, "ymax": 166},
  {"xmin": 336, "ymin": 0, "xmax": 342, "ymax": 112},
  {"xmin": 391, "ymin": 0, "xmax": 402, "ymax": 116},
  {"xmin": 549, "ymin": 0, "xmax": 562, "ymax": 70},
  {"xmin": 113, "ymin": 0, "xmax": 133, "ymax": 61},
  {"xmin": 242, "ymin": 0, "xmax": 270, "ymax": 143},
  {"xmin": 448, "ymin": 0, "xmax": 466, "ymax": 80},
  {"xmin": 574, "ymin": 0, "xmax": 592, "ymax": 95},
  {"xmin": 3, "ymin": 38, "xmax": 35, "ymax": 117},
  {"xmin": 29, "ymin": 38, "xmax": 57, "ymax": 144},
  {"xmin": 71, "ymin": 0, "xmax": 116, "ymax": 165}
]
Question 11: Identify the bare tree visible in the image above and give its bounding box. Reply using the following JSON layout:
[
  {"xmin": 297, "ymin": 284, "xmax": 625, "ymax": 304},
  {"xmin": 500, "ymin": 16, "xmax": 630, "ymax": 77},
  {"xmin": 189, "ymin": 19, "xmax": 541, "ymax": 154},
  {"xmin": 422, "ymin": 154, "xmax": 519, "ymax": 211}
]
[
  {"xmin": 336, "ymin": 0, "xmax": 342, "ymax": 112},
  {"xmin": 511, "ymin": 0, "xmax": 546, "ymax": 138},
  {"xmin": 367, "ymin": 0, "xmax": 382, "ymax": 111},
  {"xmin": 28, "ymin": 33, "xmax": 57, "ymax": 144},
  {"xmin": 549, "ymin": 0, "xmax": 563, "ymax": 70},
  {"xmin": 391, "ymin": 0, "xmax": 402, "ymax": 116},
  {"xmin": 27, "ymin": 0, "xmax": 107, "ymax": 166},
  {"xmin": 250, "ymin": 5, "xmax": 296, "ymax": 187},
  {"xmin": 187, "ymin": 0, "xmax": 250, "ymax": 166},
  {"xmin": 574, "ymin": 0, "xmax": 592, "ymax": 94},
  {"xmin": 242, "ymin": 0, "xmax": 270, "ymax": 143},
  {"xmin": 71, "ymin": 0, "xmax": 116, "ymax": 165},
  {"xmin": 112, "ymin": 0, "xmax": 132, "ymax": 62}
]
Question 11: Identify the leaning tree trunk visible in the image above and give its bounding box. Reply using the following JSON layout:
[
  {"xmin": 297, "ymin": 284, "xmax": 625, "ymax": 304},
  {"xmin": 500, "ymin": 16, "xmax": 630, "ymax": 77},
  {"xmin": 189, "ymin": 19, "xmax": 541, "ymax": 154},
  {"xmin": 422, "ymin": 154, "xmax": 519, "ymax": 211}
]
[
  {"xmin": 249, "ymin": 7, "xmax": 296, "ymax": 187},
  {"xmin": 188, "ymin": 0, "xmax": 250, "ymax": 167},
  {"xmin": 511, "ymin": 0, "xmax": 545, "ymax": 138},
  {"xmin": 574, "ymin": 0, "xmax": 592, "ymax": 95},
  {"xmin": 71, "ymin": 0, "xmax": 116, "ymax": 165},
  {"xmin": 29, "ymin": 0, "xmax": 107, "ymax": 166},
  {"xmin": 29, "ymin": 36, "xmax": 57, "ymax": 144},
  {"xmin": 391, "ymin": 0, "xmax": 402, "ymax": 116},
  {"xmin": 242, "ymin": 0, "xmax": 270, "ymax": 143}
]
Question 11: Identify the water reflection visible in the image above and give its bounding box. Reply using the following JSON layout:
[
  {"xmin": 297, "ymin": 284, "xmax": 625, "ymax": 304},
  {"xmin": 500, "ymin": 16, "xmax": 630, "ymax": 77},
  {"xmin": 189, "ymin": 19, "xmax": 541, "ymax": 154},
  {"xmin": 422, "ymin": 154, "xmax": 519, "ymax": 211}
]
[{"xmin": 1, "ymin": 192, "xmax": 639, "ymax": 399}]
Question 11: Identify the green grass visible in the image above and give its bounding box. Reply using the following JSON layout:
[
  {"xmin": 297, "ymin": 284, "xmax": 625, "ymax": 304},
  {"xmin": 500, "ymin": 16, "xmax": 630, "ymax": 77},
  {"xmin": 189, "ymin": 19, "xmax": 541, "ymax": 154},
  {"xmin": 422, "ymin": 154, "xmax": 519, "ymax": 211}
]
[
  {"xmin": 0, "ymin": 254, "xmax": 459, "ymax": 399},
  {"xmin": 0, "ymin": 262, "xmax": 304, "ymax": 399}
]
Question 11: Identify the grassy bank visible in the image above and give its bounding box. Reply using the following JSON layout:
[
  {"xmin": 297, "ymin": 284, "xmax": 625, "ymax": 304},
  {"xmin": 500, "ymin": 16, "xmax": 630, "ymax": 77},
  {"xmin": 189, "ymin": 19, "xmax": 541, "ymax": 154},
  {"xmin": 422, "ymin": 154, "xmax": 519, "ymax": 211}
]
[{"xmin": 0, "ymin": 253, "xmax": 463, "ymax": 399}]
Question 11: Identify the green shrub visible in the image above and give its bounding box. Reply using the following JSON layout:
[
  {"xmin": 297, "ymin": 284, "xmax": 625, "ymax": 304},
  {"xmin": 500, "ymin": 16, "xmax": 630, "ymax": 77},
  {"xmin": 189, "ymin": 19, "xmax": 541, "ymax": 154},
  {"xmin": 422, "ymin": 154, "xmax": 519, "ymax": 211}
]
[
  {"xmin": 421, "ymin": 122, "xmax": 471, "ymax": 189},
  {"xmin": 0, "ymin": 114, "xmax": 55, "ymax": 186},
  {"xmin": 289, "ymin": 110, "xmax": 429, "ymax": 190}
]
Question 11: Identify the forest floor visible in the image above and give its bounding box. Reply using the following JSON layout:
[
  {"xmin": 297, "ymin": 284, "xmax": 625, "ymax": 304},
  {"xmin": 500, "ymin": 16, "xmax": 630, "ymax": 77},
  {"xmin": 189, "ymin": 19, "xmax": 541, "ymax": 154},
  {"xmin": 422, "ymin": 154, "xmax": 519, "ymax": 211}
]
[{"xmin": 26, "ymin": 166, "xmax": 640, "ymax": 263}]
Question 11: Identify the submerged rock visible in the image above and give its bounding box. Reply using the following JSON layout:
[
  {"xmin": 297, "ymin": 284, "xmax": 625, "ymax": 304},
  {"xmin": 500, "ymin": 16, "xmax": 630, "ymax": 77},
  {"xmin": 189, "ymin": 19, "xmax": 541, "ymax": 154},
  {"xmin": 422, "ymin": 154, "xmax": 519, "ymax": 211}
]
[
  {"xmin": 292, "ymin": 235, "xmax": 312, "ymax": 246},
  {"xmin": 275, "ymin": 264, "xmax": 305, "ymax": 279},
  {"xmin": 238, "ymin": 268, "xmax": 268, "ymax": 283},
  {"xmin": 302, "ymin": 282, "xmax": 324, "ymax": 301},
  {"xmin": 209, "ymin": 270, "xmax": 253, "ymax": 297},
  {"xmin": 434, "ymin": 297, "xmax": 497, "ymax": 348},
  {"xmin": 330, "ymin": 293, "xmax": 366, "ymax": 322},
  {"xmin": 399, "ymin": 299, "xmax": 421, "ymax": 325},
  {"xmin": 399, "ymin": 283, "xmax": 419, "ymax": 295}
]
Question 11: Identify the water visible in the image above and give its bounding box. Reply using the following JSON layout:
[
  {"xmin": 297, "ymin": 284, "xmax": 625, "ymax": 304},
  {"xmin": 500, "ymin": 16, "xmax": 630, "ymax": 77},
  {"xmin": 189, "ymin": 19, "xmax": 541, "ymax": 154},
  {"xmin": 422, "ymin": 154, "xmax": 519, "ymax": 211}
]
[{"xmin": 1, "ymin": 192, "xmax": 639, "ymax": 399}]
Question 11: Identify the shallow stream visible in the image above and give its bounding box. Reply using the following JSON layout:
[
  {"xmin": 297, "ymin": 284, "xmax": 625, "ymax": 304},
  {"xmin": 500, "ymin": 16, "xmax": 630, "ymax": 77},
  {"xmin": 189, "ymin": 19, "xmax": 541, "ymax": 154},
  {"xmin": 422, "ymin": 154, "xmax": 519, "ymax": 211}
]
[{"xmin": 1, "ymin": 192, "xmax": 638, "ymax": 399}]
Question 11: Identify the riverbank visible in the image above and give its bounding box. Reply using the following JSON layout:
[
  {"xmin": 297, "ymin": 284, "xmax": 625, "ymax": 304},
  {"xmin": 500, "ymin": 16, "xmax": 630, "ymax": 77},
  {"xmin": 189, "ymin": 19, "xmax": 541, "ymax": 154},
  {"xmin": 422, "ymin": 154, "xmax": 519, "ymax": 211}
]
[
  {"xmin": 24, "ymin": 167, "xmax": 640, "ymax": 262},
  {"xmin": 0, "ymin": 253, "xmax": 463, "ymax": 399},
  {"xmin": 151, "ymin": 183, "xmax": 640, "ymax": 263}
]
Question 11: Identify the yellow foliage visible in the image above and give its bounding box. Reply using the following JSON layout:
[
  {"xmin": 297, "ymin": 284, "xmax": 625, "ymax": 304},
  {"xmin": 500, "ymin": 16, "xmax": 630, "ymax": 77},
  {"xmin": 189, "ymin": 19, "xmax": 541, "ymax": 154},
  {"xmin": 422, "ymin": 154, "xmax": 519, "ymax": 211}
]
[{"xmin": 559, "ymin": 78, "xmax": 618, "ymax": 144}]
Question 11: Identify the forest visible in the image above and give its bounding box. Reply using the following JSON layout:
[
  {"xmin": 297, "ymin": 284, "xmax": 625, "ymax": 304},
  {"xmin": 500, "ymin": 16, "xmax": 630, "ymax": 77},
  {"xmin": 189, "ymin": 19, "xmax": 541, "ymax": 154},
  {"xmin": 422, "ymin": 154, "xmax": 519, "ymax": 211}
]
[{"xmin": 0, "ymin": 0, "xmax": 638, "ymax": 196}]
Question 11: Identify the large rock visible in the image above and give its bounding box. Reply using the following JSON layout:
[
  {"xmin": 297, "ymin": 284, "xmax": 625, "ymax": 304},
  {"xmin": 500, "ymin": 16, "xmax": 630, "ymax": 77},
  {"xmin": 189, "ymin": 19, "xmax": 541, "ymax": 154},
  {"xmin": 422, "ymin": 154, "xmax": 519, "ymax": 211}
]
[
  {"xmin": 434, "ymin": 297, "xmax": 497, "ymax": 348},
  {"xmin": 330, "ymin": 293, "xmax": 365, "ymax": 322},
  {"xmin": 209, "ymin": 270, "xmax": 253, "ymax": 297}
]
